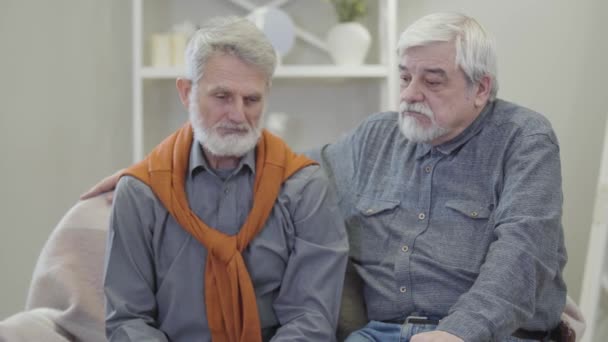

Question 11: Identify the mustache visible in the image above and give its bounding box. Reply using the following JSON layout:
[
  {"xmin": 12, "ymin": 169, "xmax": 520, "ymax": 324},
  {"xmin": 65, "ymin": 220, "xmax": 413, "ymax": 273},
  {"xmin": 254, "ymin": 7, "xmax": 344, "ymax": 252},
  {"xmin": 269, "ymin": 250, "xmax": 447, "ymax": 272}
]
[
  {"xmin": 399, "ymin": 102, "xmax": 434, "ymax": 118},
  {"xmin": 213, "ymin": 120, "xmax": 252, "ymax": 133}
]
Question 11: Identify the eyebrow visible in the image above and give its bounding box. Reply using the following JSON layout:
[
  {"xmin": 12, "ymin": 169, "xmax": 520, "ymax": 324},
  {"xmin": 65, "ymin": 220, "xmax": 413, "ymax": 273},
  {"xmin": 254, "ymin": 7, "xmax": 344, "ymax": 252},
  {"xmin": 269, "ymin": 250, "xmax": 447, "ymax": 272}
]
[
  {"xmin": 423, "ymin": 68, "xmax": 447, "ymax": 77},
  {"xmin": 208, "ymin": 85, "xmax": 262, "ymax": 98},
  {"xmin": 208, "ymin": 85, "xmax": 232, "ymax": 93},
  {"xmin": 398, "ymin": 65, "xmax": 447, "ymax": 78}
]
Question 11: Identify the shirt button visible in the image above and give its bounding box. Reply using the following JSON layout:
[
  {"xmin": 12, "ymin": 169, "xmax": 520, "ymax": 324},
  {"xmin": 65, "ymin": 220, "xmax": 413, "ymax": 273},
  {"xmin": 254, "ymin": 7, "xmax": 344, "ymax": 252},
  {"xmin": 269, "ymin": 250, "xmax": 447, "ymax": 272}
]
[
  {"xmin": 224, "ymin": 187, "xmax": 229, "ymax": 194},
  {"xmin": 366, "ymin": 209, "xmax": 374, "ymax": 214},
  {"xmin": 425, "ymin": 166, "xmax": 432, "ymax": 173},
  {"xmin": 418, "ymin": 212, "xmax": 426, "ymax": 220},
  {"xmin": 470, "ymin": 211, "xmax": 478, "ymax": 217},
  {"xmin": 400, "ymin": 286, "xmax": 407, "ymax": 293},
  {"xmin": 401, "ymin": 245, "xmax": 409, "ymax": 253}
]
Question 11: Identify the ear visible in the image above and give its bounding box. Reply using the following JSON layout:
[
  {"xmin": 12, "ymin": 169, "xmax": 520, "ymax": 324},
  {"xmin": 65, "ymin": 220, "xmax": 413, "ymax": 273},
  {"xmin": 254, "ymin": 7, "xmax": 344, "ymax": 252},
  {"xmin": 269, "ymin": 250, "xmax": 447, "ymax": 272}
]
[
  {"xmin": 474, "ymin": 75, "xmax": 492, "ymax": 108},
  {"xmin": 176, "ymin": 78, "xmax": 192, "ymax": 109}
]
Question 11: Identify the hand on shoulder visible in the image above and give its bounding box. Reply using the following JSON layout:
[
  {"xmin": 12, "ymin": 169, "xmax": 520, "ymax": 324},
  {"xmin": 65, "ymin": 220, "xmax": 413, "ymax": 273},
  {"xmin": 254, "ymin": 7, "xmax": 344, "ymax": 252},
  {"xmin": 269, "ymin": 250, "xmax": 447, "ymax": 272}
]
[{"xmin": 80, "ymin": 169, "xmax": 124, "ymax": 203}]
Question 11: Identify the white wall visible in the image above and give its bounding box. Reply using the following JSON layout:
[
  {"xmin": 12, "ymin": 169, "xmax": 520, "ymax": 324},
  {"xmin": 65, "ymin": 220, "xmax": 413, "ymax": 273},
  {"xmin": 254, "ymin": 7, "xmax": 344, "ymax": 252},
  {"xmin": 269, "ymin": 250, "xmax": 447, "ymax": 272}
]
[
  {"xmin": 399, "ymin": 0, "xmax": 608, "ymax": 303},
  {"xmin": 0, "ymin": 0, "xmax": 131, "ymax": 318}
]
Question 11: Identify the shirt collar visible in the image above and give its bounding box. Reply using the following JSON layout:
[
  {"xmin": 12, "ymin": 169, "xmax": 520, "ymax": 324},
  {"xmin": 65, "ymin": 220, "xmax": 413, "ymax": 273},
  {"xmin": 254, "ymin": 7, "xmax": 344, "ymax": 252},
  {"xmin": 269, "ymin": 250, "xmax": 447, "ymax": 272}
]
[
  {"xmin": 414, "ymin": 101, "xmax": 494, "ymax": 159},
  {"xmin": 189, "ymin": 139, "xmax": 256, "ymax": 178}
]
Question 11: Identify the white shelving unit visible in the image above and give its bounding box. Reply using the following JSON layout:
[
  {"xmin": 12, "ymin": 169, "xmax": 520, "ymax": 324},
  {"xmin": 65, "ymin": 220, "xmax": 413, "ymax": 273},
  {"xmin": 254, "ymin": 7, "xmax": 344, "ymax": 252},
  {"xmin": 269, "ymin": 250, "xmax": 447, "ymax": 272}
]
[
  {"xmin": 131, "ymin": 0, "xmax": 399, "ymax": 162},
  {"xmin": 580, "ymin": 116, "xmax": 608, "ymax": 342}
]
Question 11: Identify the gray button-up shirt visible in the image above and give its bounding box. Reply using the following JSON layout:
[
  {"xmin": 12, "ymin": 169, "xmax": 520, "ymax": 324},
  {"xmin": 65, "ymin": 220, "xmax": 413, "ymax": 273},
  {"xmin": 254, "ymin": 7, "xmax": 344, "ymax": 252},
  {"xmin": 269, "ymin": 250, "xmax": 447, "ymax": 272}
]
[
  {"xmin": 104, "ymin": 140, "xmax": 349, "ymax": 342},
  {"xmin": 313, "ymin": 99, "xmax": 567, "ymax": 341}
]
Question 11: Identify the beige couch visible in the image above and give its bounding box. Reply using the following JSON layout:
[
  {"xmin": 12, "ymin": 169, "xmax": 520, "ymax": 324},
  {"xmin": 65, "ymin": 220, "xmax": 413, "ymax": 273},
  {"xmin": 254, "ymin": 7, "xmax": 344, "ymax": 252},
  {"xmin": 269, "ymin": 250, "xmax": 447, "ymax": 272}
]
[{"xmin": 0, "ymin": 196, "xmax": 585, "ymax": 341}]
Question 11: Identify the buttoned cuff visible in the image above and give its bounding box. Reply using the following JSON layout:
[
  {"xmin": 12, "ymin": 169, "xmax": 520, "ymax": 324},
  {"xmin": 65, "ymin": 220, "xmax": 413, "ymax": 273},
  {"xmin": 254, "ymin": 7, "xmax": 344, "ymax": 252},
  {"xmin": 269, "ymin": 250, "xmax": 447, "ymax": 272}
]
[{"xmin": 436, "ymin": 310, "xmax": 492, "ymax": 342}]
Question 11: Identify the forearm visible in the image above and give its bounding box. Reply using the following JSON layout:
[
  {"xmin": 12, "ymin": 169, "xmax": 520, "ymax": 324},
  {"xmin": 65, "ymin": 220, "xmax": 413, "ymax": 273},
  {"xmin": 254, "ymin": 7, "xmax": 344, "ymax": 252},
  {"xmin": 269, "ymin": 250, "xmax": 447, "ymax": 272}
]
[
  {"xmin": 271, "ymin": 235, "xmax": 348, "ymax": 340},
  {"xmin": 271, "ymin": 312, "xmax": 337, "ymax": 342},
  {"xmin": 437, "ymin": 256, "xmax": 541, "ymax": 339},
  {"xmin": 438, "ymin": 239, "xmax": 564, "ymax": 341},
  {"xmin": 107, "ymin": 320, "xmax": 169, "ymax": 342}
]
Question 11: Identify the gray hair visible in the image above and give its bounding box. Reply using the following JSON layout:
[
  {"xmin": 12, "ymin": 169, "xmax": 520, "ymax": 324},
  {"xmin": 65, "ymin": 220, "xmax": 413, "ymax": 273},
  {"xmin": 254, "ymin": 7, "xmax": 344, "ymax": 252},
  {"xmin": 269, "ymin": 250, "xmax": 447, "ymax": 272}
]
[
  {"xmin": 397, "ymin": 12, "xmax": 498, "ymax": 101},
  {"xmin": 185, "ymin": 16, "xmax": 277, "ymax": 87}
]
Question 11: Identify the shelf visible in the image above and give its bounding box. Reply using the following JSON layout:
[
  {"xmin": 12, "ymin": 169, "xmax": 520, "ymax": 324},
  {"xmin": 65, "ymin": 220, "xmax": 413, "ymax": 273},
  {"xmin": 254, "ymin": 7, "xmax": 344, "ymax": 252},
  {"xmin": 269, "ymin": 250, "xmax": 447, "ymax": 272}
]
[
  {"xmin": 140, "ymin": 65, "xmax": 390, "ymax": 79},
  {"xmin": 132, "ymin": 0, "xmax": 399, "ymax": 162}
]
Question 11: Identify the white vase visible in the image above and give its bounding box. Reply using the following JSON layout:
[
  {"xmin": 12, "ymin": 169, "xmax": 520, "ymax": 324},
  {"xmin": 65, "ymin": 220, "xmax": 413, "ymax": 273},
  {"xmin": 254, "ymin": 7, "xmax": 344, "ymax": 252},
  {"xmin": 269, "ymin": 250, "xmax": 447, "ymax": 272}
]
[{"xmin": 326, "ymin": 22, "xmax": 371, "ymax": 66}]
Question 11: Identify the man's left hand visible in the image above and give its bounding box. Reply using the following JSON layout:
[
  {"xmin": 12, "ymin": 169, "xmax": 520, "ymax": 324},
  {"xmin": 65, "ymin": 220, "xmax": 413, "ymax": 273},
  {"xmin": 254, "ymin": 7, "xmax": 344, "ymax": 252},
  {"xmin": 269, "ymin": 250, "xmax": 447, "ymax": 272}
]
[{"xmin": 410, "ymin": 331, "xmax": 464, "ymax": 342}]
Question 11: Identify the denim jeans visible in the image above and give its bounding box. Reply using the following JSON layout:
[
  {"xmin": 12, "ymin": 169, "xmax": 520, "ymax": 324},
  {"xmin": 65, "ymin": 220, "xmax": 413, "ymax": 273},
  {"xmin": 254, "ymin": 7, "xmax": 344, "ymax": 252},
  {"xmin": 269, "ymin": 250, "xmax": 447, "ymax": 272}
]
[{"xmin": 344, "ymin": 320, "xmax": 544, "ymax": 342}]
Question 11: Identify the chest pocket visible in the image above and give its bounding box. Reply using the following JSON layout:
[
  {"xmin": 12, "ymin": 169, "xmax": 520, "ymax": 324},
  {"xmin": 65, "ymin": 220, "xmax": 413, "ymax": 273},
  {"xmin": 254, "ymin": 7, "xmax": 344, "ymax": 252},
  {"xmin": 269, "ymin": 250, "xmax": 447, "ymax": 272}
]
[
  {"xmin": 445, "ymin": 200, "xmax": 492, "ymax": 219},
  {"xmin": 427, "ymin": 199, "xmax": 494, "ymax": 273},
  {"xmin": 348, "ymin": 196, "xmax": 400, "ymax": 264}
]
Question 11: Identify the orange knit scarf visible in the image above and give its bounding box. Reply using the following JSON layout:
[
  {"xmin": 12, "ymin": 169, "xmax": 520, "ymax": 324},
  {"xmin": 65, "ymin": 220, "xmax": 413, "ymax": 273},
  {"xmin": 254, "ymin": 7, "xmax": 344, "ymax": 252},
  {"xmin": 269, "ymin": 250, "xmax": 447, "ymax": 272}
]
[{"xmin": 122, "ymin": 123, "xmax": 315, "ymax": 342}]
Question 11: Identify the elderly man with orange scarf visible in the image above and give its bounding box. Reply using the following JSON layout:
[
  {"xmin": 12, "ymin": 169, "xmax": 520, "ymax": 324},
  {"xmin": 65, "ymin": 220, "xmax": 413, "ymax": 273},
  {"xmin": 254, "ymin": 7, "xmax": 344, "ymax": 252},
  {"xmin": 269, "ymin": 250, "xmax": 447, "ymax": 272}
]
[{"xmin": 103, "ymin": 17, "xmax": 348, "ymax": 342}]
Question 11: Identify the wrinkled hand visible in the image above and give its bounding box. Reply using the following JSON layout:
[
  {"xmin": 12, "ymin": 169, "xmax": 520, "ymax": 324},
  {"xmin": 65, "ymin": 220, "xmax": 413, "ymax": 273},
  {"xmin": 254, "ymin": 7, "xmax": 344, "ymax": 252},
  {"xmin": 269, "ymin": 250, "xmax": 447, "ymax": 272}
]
[
  {"xmin": 411, "ymin": 331, "xmax": 464, "ymax": 342},
  {"xmin": 80, "ymin": 169, "xmax": 124, "ymax": 203}
]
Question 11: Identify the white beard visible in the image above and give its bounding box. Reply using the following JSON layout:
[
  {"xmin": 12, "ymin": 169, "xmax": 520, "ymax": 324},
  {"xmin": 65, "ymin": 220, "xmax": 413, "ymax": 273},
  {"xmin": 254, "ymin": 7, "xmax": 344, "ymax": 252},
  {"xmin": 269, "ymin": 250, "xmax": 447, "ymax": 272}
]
[
  {"xmin": 189, "ymin": 98, "xmax": 263, "ymax": 157},
  {"xmin": 398, "ymin": 101, "xmax": 448, "ymax": 143}
]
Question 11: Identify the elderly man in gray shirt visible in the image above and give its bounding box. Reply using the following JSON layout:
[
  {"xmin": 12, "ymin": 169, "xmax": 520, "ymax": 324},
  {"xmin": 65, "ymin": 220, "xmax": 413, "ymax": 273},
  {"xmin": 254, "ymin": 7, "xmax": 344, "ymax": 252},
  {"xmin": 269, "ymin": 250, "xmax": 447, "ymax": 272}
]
[
  {"xmin": 104, "ymin": 17, "xmax": 348, "ymax": 342},
  {"xmin": 316, "ymin": 12, "xmax": 566, "ymax": 342}
]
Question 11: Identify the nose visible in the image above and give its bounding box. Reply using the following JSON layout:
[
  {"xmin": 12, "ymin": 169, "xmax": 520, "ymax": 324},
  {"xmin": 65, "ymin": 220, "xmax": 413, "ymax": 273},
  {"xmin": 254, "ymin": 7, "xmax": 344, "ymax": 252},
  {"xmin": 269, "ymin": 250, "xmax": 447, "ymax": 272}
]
[
  {"xmin": 400, "ymin": 80, "xmax": 424, "ymax": 104},
  {"xmin": 226, "ymin": 97, "xmax": 246, "ymax": 123}
]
